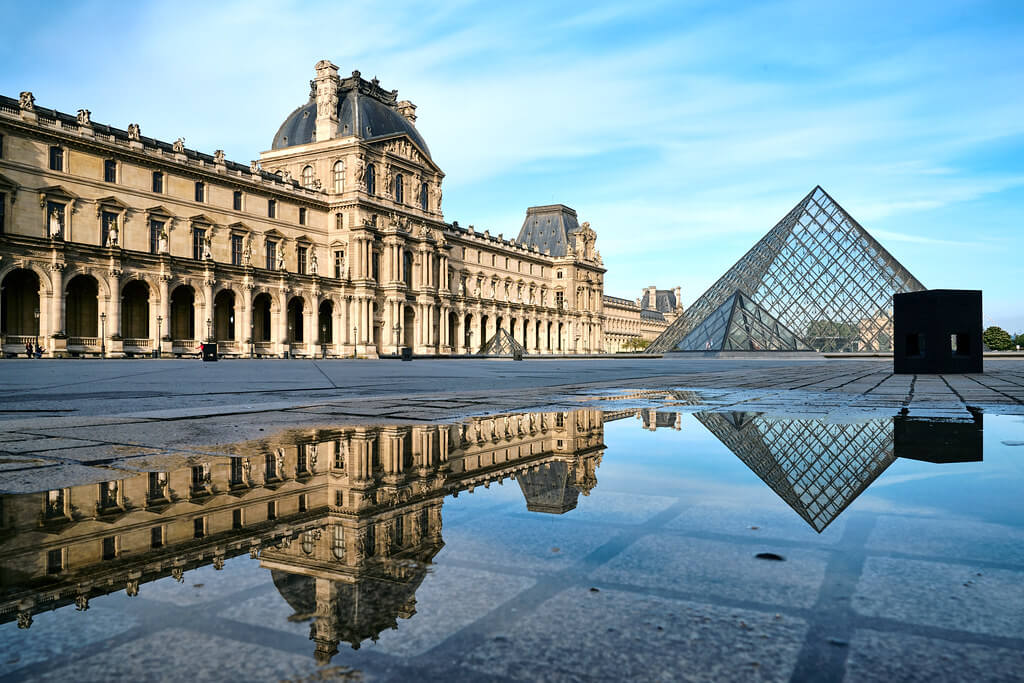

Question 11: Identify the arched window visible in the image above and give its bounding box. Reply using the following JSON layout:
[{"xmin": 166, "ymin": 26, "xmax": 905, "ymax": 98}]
[
  {"xmin": 301, "ymin": 165, "xmax": 314, "ymax": 189},
  {"xmin": 366, "ymin": 164, "xmax": 375, "ymax": 195},
  {"xmin": 332, "ymin": 161, "xmax": 344, "ymax": 193},
  {"xmin": 420, "ymin": 182, "xmax": 428, "ymax": 211},
  {"xmin": 332, "ymin": 525, "xmax": 345, "ymax": 560},
  {"xmin": 394, "ymin": 174, "xmax": 404, "ymax": 204}
]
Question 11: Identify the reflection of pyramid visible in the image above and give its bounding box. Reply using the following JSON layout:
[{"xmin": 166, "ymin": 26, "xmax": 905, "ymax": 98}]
[
  {"xmin": 695, "ymin": 412, "xmax": 895, "ymax": 531},
  {"xmin": 648, "ymin": 186, "xmax": 924, "ymax": 353},
  {"xmin": 675, "ymin": 290, "xmax": 811, "ymax": 351},
  {"xmin": 477, "ymin": 328, "xmax": 526, "ymax": 356}
]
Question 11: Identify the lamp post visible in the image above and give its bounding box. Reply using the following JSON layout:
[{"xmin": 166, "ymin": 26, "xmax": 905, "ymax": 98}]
[
  {"xmin": 352, "ymin": 325, "xmax": 357, "ymax": 358},
  {"xmin": 100, "ymin": 312, "xmax": 106, "ymax": 358},
  {"xmin": 287, "ymin": 321, "xmax": 293, "ymax": 359},
  {"xmin": 206, "ymin": 317, "xmax": 213, "ymax": 343},
  {"xmin": 33, "ymin": 308, "xmax": 40, "ymax": 347},
  {"xmin": 320, "ymin": 323, "xmax": 327, "ymax": 359},
  {"xmin": 250, "ymin": 321, "xmax": 255, "ymax": 358},
  {"xmin": 155, "ymin": 315, "xmax": 162, "ymax": 358},
  {"xmin": 393, "ymin": 322, "xmax": 401, "ymax": 357},
  {"xmin": 574, "ymin": 334, "xmax": 580, "ymax": 355}
]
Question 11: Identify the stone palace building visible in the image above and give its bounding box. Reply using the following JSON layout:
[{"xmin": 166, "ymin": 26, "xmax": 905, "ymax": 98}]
[{"xmin": 0, "ymin": 60, "xmax": 618, "ymax": 358}]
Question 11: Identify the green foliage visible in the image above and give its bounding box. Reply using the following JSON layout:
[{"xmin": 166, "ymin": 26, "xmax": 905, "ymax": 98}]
[
  {"xmin": 1014, "ymin": 332, "xmax": 1024, "ymax": 350},
  {"xmin": 621, "ymin": 337, "xmax": 650, "ymax": 352},
  {"xmin": 982, "ymin": 326, "xmax": 1013, "ymax": 351},
  {"xmin": 805, "ymin": 320, "xmax": 859, "ymax": 352}
]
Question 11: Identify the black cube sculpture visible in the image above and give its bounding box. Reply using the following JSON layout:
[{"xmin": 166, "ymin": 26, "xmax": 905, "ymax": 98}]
[
  {"xmin": 893, "ymin": 289, "xmax": 982, "ymax": 374},
  {"xmin": 894, "ymin": 414, "xmax": 983, "ymax": 463}
]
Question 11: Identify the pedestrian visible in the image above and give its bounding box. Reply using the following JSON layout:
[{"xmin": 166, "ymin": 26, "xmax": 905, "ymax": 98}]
[
  {"xmin": 34, "ymin": 343, "xmax": 44, "ymax": 359},
  {"xmin": 25, "ymin": 342, "xmax": 33, "ymax": 358}
]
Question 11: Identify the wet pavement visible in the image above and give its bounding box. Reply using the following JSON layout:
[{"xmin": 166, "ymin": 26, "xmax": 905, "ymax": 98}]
[{"xmin": 1, "ymin": 358, "xmax": 1023, "ymax": 681}]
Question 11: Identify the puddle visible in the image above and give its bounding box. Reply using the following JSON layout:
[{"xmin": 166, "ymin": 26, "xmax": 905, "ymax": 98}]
[{"xmin": 1, "ymin": 408, "xmax": 1023, "ymax": 681}]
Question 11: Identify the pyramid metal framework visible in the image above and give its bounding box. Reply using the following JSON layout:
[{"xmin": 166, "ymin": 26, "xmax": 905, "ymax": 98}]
[
  {"xmin": 476, "ymin": 328, "xmax": 527, "ymax": 356},
  {"xmin": 648, "ymin": 187, "xmax": 925, "ymax": 353},
  {"xmin": 675, "ymin": 290, "xmax": 812, "ymax": 351},
  {"xmin": 694, "ymin": 412, "xmax": 896, "ymax": 531}
]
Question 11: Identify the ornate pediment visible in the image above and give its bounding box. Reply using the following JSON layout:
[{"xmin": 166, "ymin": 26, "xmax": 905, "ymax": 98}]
[
  {"xmin": 94, "ymin": 195, "xmax": 130, "ymax": 213},
  {"xmin": 227, "ymin": 221, "xmax": 253, "ymax": 234},
  {"xmin": 145, "ymin": 204, "xmax": 175, "ymax": 218},
  {"xmin": 374, "ymin": 135, "xmax": 441, "ymax": 174}
]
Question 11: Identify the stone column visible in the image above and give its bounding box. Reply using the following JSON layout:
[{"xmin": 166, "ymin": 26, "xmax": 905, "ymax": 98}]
[
  {"xmin": 158, "ymin": 275, "xmax": 171, "ymax": 356},
  {"xmin": 203, "ymin": 279, "xmax": 214, "ymax": 342},
  {"xmin": 277, "ymin": 289, "xmax": 289, "ymax": 355}
]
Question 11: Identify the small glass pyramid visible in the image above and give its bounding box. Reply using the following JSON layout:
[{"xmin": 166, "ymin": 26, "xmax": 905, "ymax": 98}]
[
  {"xmin": 648, "ymin": 186, "xmax": 924, "ymax": 352},
  {"xmin": 477, "ymin": 328, "xmax": 527, "ymax": 356},
  {"xmin": 675, "ymin": 290, "xmax": 812, "ymax": 351}
]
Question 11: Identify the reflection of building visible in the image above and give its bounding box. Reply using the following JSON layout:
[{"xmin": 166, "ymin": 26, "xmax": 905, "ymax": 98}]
[
  {"xmin": 0, "ymin": 61, "xmax": 605, "ymax": 359},
  {"xmin": 0, "ymin": 408, "xmax": 604, "ymax": 659},
  {"xmin": 602, "ymin": 287, "xmax": 684, "ymax": 352},
  {"xmin": 647, "ymin": 187, "xmax": 925, "ymax": 353}
]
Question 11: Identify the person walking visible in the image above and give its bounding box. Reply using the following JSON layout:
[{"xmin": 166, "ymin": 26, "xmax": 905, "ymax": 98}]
[{"xmin": 25, "ymin": 342, "xmax": 33, "ymax": 358}]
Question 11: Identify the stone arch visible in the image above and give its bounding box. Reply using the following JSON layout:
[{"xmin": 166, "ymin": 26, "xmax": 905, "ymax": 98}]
[
  {"xmin": 287, "ymin": 294, "xmax": 308, "ymax": 343},
  {"xmin": 120, "ymin": 279, "xmax": 151, "ymax": 339},
  {"xmin": 252, "ymin": 291, "xmax": 275, "ymax": 343},
  {"xmin": 1, "ymin": 268, "xmax": 42, "ymax": 338},
  {"xmin": 62, "ymin": 266, "xmax": 111, "ymax": 302},
  {"xmin": 169, "ymin": 283, "xmax": 197, "ymax": 340},
  {"xmin": 214, "ymin": 288, "xmax": 237, "ymax": 341},
  {"xmin": 65, "ymin": 273, "xmax": 101, "ymax": 338},
  {"xmin": 0, "ymin": 262, "xmax": 53, "ymax": 297}
]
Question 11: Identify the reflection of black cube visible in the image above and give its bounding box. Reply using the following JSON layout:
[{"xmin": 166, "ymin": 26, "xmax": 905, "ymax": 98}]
[
  {"xmin": 202, "ymin": 343, "xmax": 218, "ymax": 362},
  {"xmin": 401, "ymin": 347, "xmax": 413, "ymax": 361},
  {"xmin": 513, "ymin": 349, "xmax": 524, "ymax": 361},
  {"xmin": 894, "ymin": 290, "xmax": 982, "ymax": 374},
  {"xmin": 894, "ymin": 414, "xmax": 983, "ymax": 463}
]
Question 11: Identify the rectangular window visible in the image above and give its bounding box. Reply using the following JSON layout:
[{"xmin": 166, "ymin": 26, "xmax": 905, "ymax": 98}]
[
  {"xmin": 555, "ymin": 291, "xmax": 564, "ymax": 309},
  {"xmin": 265, "ymin": 453, "xmax": 277, "ymax": 479},
  {"xmin": 268, "ymin": 199, "xmax": 277, "ymax": 218},
  {"xmin": 49, "ymin": 146, "xmax": 63, "ymax": 171},
  {"xmin": 230, "ymin": 457, "xmax": 244, "ymax": 485},
  {"xmin": 148, "ymin": 471, "xmax": 166, "ymax": 499},
  {"xmin": 102, "ymin": 536, "xmax": 118, "ymax": 560},
  {"xmin": 232, "ymin": 509, "xmax": 243, "ymax": 529},
  {"xmin": 150, "ymin": 526, "xmax": 164, "ymax": 549},
  {"xmin": 299, "ymin": 207, "xmax": 307, "ymax": 225},
  {"xmin": 334, "ymin": 250, "xmax": 344, "ymax": 279},
  {"xmin": 192, "ymin": 228, "xmax": 206, "ymax": 260},
  {"xmin": 298, "ymin": 494, "xmax": 307, "ymax": 513},
  {"xmin": 194, "ymin": 181, "xmax": 205, "ymax": 202},
  {"xmin": 267, "ymin": 501, "xmax": 277, "ymax": 521},
  {"xmin": 266, "ymin": 241, "xmax": 277, "ymax": 270},
  {"xmin": 297, "ymin": 446, "xmax": 308, "ymax": 474},
  {"xmin": 149, "ymin": 220, "xmax": 163, "ymax": 254},
  {"xmin": 47, "ymin": 548, "xmax": 63, "ymax": 574},
  {"xmin": 334, "ymin": 440, "xmax": 345, "ymax": 469},
  {"xmin": 103, "ymin": 159, "xmax": 117, "ymax": 183},
  {"xmin": 336, "ymin": 213, "xmax": 343, "ymax": 230},
  {"xmin": 193, "ymin": 517, "xmax": 205, "ymax": 538},
  {"xmin": 0, "ymin": 192, "xmax": 5, "ymax": 233},
  {"xmin": 335, "ymin": 490, "xmax": 344, "ymax": 507},
  {"xmin": 233, "ymin": 190, "xmax": 243, "ymax": 211},
  {"xmin": 101, "ymin": 211, "xmax": 117, "ymax": 246},
  {"xmin": 231, "ymin": 234, "xmax": 243, "ymax": 265},
  {"xmin": 152, "ymin": 171, "xmax": 163, "ymax": 193},
  {"xmin": 298, "ymin": 246, "xmax": 308, "ymax": 275},
  {"xmin": 0, "ymin": 133, "xmax": 4, "ymax": 158},
  {"xmin": 372, "ymin": 253, "xmax": 380, "ymax": 282}
]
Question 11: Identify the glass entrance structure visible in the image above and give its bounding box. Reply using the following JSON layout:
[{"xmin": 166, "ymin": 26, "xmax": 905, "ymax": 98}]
[{"xmin": 648, "ymin": 186, "xmax": 925, "ymax": 353}]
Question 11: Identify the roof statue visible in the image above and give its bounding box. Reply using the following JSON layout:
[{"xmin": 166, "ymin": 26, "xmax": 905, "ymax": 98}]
[{"xmin": 647, "ymin": 186, "xmax": 925, "ymax": 353}]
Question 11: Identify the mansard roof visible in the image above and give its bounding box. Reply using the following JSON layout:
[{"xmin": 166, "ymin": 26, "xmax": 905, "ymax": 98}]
[
  {"xmin": 640, "ymin": 289, "xmax": 678, "ymax": 313},
  {"xmin": 516, "ymin": 204, "xmax": 580, "ymax": 257}
]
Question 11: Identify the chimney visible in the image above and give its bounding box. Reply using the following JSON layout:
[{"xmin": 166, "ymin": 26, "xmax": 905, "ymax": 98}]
[
  {"xmin": 396, "ymin": 100, "xmax": 417, "ymax": 124},
  {"xmin": 673, "ymin": 286, "xmax": 682, "ymax": 309},
  {"xmin": 644, "ymin": 286, "xmax": 656, "ymax": 309},
  {"xmin": 313, "ymin": 60, "xmax": 340, "ymax": 142}
]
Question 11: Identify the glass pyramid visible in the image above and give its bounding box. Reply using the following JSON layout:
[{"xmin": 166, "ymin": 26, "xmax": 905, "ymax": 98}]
[
  {"xmin": 477, "ymin": 328, "xmax": 527, "ymax": 356},
  {"xmin": 648, "ymin": 186, "xmax": 925, "ymax": 353},
  {"xmin": 694, "ymin": 412, "xmax": 896, "ymax": 531},
  {"xmin": 675, "ymin": 290, "xmax": 812, "ymax": 351}
]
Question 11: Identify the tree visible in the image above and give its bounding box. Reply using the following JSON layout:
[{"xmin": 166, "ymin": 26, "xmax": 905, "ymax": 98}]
[
  {"xmin": 805, "ymin": 320, "xmax": 858, "ymax": 352},
  {"xmin": 621, "ymin": 337, "xmax": 650, "ymax": 352},
  {"xmin": 982, "ymin": 326, "xmax": 1013, "ymax": 351},
  {"xmin": 1013, "ymin": 332, "xmax": 1024, "ymax": 350}
]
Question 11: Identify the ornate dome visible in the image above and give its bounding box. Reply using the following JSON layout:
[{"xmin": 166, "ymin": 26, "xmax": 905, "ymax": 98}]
[{"xmin": 271, "ymin": 71, "xmax": 430, "ymax": 157}]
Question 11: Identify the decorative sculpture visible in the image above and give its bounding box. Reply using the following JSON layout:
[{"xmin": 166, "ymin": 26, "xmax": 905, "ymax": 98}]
[
  {"xmin": 214, "ymin": 149, "xmax": 225, "ymax": 163},
  {"xmin": 242, "ymin": 235, "xmax": 253, "ymax": 266},
  {"xmin": 48, "ymin": 208, "xmax": 63, "ymax": 239},
  {"xmin": 172, "ymin": 138, "xmax": 185, "ymax": 153},
  {"xmin": 202, "ymin": 235, "xmax": 212, "ymax": 260},
  {"xmin": 250, "ymin": 160, "xmax": 260, "ymax": 175},
  {"xmin": 106, "ymin": 222, "xmax": 119, "ymax": 248},
  {"xmin": 76, "ymin": 109, "xmax": 91, "ymax": 125},
  {"xmin": 158, "ymin": 229, "xmax": 169, "ymax": 254},
  {"xmin": 127, "ymin": 123, "xmax": 141, "ymax": 140},
  {"xmin": 19, "ymin": 91, "xmax": 35, "ymax": 110},
  {"xmin": 309, "ymin": 250, "xmax": 318, "ymax": 275},
  {"xmin": 277, "ymin": 249, "xmax": 286, "ymax": 271}
]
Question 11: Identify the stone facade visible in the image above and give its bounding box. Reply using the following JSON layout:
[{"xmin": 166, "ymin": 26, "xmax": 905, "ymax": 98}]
[
  {"xmin": 0, "ymin": 60, "xmax": 605, "ymax": 358},
  {"xmin": 602, "ymin": 286, "xmax": 683, "ymax": 352}
]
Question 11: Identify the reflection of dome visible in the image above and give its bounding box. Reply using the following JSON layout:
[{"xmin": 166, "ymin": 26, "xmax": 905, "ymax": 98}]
[
  {"xmin": 271, "ymin": 570, "xmax": 316, "ymax": 617},
  {"xmin": 271, "ymin": 80, "xmax": 430, "ymax": 156},
  {"xmin": 517, "ymin": 461, "xmax": 580, "ymax": 514}
]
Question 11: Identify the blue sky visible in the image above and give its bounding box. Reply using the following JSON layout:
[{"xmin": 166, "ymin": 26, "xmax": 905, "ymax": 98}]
[{"xmin": 3, "ymin": 0, "xmax": 1022, "ymax": 330}]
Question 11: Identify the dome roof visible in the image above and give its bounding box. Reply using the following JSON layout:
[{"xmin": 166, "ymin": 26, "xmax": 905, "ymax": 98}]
[{"xmin": 271, "ymin": 79, "xmax": 430, "ymax": 157}]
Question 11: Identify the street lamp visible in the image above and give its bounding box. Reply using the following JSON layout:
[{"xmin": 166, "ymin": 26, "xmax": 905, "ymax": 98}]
[
  {"xmin": 206, "ymin": 317, "xmax": 213, "ymax": 343},
  {"xmin": 320, "ymin": 323, "xmax": 327, "ymax": 359},
  {"xmin": 574, "ymin": 334, "xmax": 580, "ymax": 355},
  {"xmin": 33, "ymin": 308, "xmax": 40, "ymax": 347},
  {"xmin": 250, "ymin": 321, "xmax": 255, "ymax": 358},
  {"xmin": 155, "ymin": 315, "xmax": 163, "ymax": 358},
  {"xmin": 352, "ymin": 325, "xmax": 357, "ymax": 358},
  {"xmin": 393, "ymin": 323, "xmax": 401, "ymax": 356},
  {"xmin": 100, "ymin": 312, "xmax": 106, "ymax": 358}
]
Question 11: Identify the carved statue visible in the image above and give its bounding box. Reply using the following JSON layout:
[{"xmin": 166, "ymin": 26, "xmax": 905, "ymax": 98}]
[
  {"xmin": 214, "ymin": 149, "xmax": 225, "ymax": 163},
  {"xmin": 458, "ymin": 279, "xmax": 465, "ymax": 295},
  {"xmin": 173, "ymin": 138, "xmax": 185, "ymax": 153},
  {"xmin": 383, "ymin": 164, "xmax": 392, "ymax": 196},
  {"xmin": 19, "ymin": 91, "xmax": 35, "ymax": 111},
  {"xmin": 282, "ymin": 170, "xmax": 292, "ymax": 184},
  {"xmin": 127, "ymin": 123, "xmax": 141, "ymax": 140},
  {"xmin": 158, "ymin": 229, "xmax": 169, "ymax": 254},
  {"xmin": 432, "ymin": 182, "xmax": 442, "ymax": 210},
  {"xmin": 75, "ymin": 595, "xmax": 89, "ymax": 612},
  {"xmin": 48, "ymin": 208, "xmax": 63, "ymax": 239},
  {"xmin": 106, "ymin": 222, "xmax": 119, "ymax": 248},
  {"xmin": 171, "ymin": 568, "xmax": 184, "ymax": 583},
  {"xmin": 355, "ymin": 155, "xmax": 367, "ymax": 190},
  {"xmin": 76, "ymin": 109, "xmax": 91, "ymax": 125},
  {"xmin": 309, "ymin": 249, "xmax": 318, "ymax": 275},
  {"xmin": 126, "ymin": 580, "xmax": 139, "ymax": 597},
  {"xmin": 250, "ymin": 160, "xmax": 260, "ymax": 175},
  {"xmin": 242, "ymin": 235, "xmax": 253, "ymax": 266},
  {"xmin": 277, "ymin": 248, "xmax": 286, "ymax": 271},
  {"xmin": 202, "ymin": 235, "xmax": 212, "ymax": 260}
]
